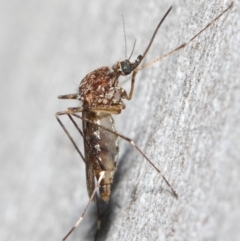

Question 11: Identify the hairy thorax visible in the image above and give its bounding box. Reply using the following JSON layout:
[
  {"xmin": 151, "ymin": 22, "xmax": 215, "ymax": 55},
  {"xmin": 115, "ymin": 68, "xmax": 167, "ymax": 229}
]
[{"xmin": 79, "ymin": 66, "xmax": 125, "ymax": 109}]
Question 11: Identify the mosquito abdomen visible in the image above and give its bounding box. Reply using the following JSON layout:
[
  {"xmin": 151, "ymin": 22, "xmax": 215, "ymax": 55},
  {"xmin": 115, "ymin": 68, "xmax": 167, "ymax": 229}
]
[
  {"xmin": 83, "ymin": 112, "xmax": 119, "ymax": 202},
  {"xmin": 97, "ymin": 113, "xmax": 119, "ymax": 201}
]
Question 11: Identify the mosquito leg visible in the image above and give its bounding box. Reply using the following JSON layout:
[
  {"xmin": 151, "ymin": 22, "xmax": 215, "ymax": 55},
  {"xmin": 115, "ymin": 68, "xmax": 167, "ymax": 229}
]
[
  {"xmin": 58, "ymin": 93, "xmax": 78, "ymax": 99},
  {"xmin": 71, "ymin": 113, "xmax": 178, "ymax": 199},
  {"xmin": 61, "ymin": 171, "xmax": 105, "ymax": 241},
  {"xmin": 121, "ymin": 71, "xmax": 136, "ymax": 100},
  {"xmin": 56, "ymin": 112, "xmax": 85, "ymax": 162},
  {"xmin": 120, "ymin": 66, "xmax": 139, "ymax": 100},
  {"xmin": 56, "ymin": 110, "xmax": 106, "ymax": 170},
  {"xmin": 67, "ymin": 114, "xmax": 85, "ymax": 140},
  {"xmin": 141, "ymin": 6, "xmax": 172, "ymax": 60},
  {"xmin": 56, "ymin": 107, "xmax": 84, "ymax": 115},
  {"xmin": 94, "ymin": 193, "xmax": 101, "ymax": 241},
  {"xmin": 138, "ymin": 2, "xmax": 233, "ymax": 71},
  {"xmin": 55, "ymin": 107, "xmax": 87, "ymax": 163},
  {"xmin": 58, "ymin": 106, "xmax": 123, "ymax": 115},
  {"xmin": 122, "ymin": 6, "xmax": 172, "ymax": 73}
]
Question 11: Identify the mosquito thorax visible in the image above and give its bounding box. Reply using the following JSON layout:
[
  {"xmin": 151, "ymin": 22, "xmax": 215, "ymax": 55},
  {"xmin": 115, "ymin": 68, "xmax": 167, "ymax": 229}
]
[{"xmin": 78, "ymin": 66, "xmax": 126, "ymax": 110}]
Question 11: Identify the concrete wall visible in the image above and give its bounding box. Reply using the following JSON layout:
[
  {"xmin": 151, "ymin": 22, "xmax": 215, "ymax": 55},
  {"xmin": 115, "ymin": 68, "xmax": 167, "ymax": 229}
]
[{"xmin": 1, "ymin": 1, "xmax": 239, "ymax": 241}]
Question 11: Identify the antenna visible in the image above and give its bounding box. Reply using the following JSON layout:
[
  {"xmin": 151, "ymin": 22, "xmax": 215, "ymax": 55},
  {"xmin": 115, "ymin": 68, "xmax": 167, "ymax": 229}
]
[
  {"xmin": 128, "ymin": 39, "xmax": 137, "ymax": 60},
  {"xmin": 121, "ymin": 13, "xmax": 128, "ymax": 59}
]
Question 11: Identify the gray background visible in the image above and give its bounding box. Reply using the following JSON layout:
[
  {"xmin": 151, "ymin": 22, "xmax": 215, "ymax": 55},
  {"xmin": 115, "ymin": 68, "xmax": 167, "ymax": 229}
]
[{"xmin": 1, "ymin": 1, "xmax": 239, "ymax": 241}]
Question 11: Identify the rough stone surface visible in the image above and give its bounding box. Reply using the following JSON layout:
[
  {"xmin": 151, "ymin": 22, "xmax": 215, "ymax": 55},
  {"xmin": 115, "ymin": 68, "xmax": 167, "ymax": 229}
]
[{"xmin": 1, "ymin": 1, "xmax": 239, "ymax": 241}]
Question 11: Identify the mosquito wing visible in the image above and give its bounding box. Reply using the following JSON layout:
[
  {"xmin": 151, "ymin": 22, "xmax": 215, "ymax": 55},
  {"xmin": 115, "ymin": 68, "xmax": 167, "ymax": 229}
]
[{"xmin": 82, "ymin": 111, "xmax": 96, "ymax": 198}]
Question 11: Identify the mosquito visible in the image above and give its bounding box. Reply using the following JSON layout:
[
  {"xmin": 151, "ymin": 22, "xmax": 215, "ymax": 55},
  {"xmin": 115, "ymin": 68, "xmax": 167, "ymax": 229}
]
[{"xmin": 56, "ymin": 3, "xmax": 233, "ymax": 240}]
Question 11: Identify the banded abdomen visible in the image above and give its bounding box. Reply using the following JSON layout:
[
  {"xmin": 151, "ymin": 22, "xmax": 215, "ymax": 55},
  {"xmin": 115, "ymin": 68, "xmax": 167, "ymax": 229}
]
[{"xmin": 82, "ymin": 111, "xmax": 119, "ymax": 202}]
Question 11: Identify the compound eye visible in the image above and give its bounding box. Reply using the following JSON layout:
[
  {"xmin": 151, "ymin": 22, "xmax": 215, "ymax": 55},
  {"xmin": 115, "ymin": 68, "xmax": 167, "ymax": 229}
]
[{"xmin": 120, "ymin": 61, "xmax": 132, "ymax": 75}]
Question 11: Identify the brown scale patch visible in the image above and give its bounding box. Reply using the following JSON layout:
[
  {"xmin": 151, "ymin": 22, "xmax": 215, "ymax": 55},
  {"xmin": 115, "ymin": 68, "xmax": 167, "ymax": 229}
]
[{"xmin": 79, "ymin": 66, "xmax": 123, "ymax": 107}]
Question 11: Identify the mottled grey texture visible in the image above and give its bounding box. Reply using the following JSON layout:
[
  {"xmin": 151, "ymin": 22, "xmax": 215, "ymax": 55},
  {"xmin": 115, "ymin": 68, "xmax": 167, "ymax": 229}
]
[{"xmin": 0, "ymin": 1, "xmax": 239, "ymax": 241}]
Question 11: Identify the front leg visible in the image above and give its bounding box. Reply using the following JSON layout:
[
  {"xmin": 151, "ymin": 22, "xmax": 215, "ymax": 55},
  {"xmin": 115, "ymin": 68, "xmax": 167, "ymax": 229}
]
[
  {"xmin": 57, "ymin": 105, "xmax": 124, "ymax": 116},
  {"xmin": 121, "ymin": 70, "xmax": 138, "ymax": 100}
]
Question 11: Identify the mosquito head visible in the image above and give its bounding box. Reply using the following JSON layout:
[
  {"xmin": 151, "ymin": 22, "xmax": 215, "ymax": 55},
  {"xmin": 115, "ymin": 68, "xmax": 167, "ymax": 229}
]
[{"xmin": 112, "ymin": 55, "xmax": 143, "ymax": 76}]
